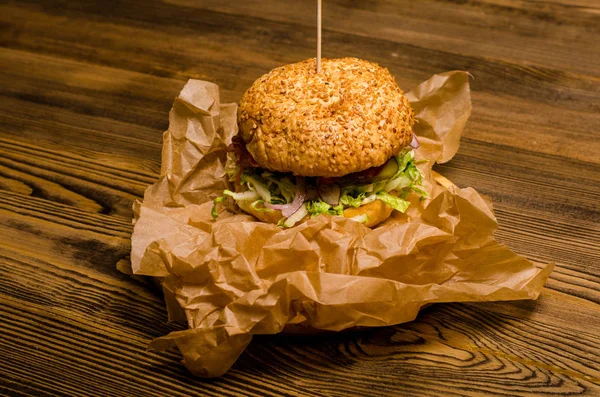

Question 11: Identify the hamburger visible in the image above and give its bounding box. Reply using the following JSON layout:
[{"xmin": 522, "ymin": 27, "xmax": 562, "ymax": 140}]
[{"xmin": 212, "ymin": 57, "xmax": 426, "ymax": 227}]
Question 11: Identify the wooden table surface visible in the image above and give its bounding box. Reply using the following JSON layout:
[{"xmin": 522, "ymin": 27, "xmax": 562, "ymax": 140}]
[{"xmin": 2, "ymin": 0, "xmax": 599, "ymax": 396}]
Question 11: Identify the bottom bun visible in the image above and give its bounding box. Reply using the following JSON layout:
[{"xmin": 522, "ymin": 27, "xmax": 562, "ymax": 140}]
[{"xmin": 236, "ymin": 195, "xmax": 395, "ymax": 228}]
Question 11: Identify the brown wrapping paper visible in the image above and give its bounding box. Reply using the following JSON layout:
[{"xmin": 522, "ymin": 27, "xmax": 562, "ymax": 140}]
[{"xmin": 128, "ymin": 71, "xmax": 553, "ymax": 377}]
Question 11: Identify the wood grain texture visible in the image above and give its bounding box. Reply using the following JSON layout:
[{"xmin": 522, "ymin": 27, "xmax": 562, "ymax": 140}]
[{"xmin": 1, "ymin": 0, "xmax": 599, "ymax": 395}]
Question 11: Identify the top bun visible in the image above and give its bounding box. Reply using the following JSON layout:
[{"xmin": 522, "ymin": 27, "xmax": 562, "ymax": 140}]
[{"xmin": 237, "ymin": 58, "xmax": 414, "ymax": 177}]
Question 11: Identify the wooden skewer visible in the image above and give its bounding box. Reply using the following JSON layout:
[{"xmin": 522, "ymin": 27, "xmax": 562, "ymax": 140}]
[{"xmin": 317, "ymin": 0, "xmax": 322, "ymax": 73}]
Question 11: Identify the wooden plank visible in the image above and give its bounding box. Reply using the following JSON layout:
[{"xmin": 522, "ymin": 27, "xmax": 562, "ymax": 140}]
[
  {"xmin": 436, "ymin": 139, "xmax": 600, "ymax": 302},
  {"xmin": 0, "ymin": 181, "xmax": 600, "ymax": 395},
  {"xmin": 164, "ymin": 0, "xmax": 600, "ymax": 75},
  {"xmin": 4, "ymin": 1, "xmax": 598, "ymax": 104},
  {"xmin": 2, "ymin": 260, "xmax": 599, "ymax": 396},
  {"xmin": 1, "ymin": 0, "xmax": 599, "ymax": 394},
  {"xmin": 1, "ymin": 46, "xmax": 599, "ymax": 174},
  {"xmin": 2, "ymin": 4, "xmax": 599, "ymax": 166},
  {"xmin": 1, "ymin": 196, "xmax": 599, "ymax": 395},
  {"xmin": 0, "ymin": 137, "xmax": 146, "ymax": 217},
  {"xmin": 0, "ymin": 178, "xmax": 598, "ymax": 396},
  {"xmin": 1, "ymin": 132, "xmax": 598, "ymax": 300},
  {"xmin": 1, "ymin": 50, "xmax": 598, "ymax": 296},
  {"xmin": 0, "ymin": 48, "xmax": 177, "ymax": 138}
]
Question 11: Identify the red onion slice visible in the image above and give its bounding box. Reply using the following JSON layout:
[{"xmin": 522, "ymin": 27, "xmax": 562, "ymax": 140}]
[
  {"xmin": 264, "ymin": 203, "xmax": 288, "ymax": 211},
  {"xmin": 264, "ymin": 176, "xmax": 307, "ymax": 217},
  {"xmin": 306, "ymin": 185, "xmax": 319, "ymax": 201},
  {"xmin": 410, "ymin": 133, "xmax": 420, "ymax": 149},
  {"xmin": 318, "ymin": 182, "xmax": 341, "ymax": 206}
]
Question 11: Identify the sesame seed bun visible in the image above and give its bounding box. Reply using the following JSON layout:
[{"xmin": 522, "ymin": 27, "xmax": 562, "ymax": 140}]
[{"xmin": 238, "ymin": 58, "xmax": 414, "ymax": 177}]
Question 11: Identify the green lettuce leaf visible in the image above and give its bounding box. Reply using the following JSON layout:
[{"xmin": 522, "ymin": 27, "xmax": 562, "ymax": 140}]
[
  {"xmin": 245, "ymin": 175, "xmax": 271, "ymax": 202},
  {"xmin": 223, "ymin": 189, "xmax": 260, "ymax": 201},
  {"xmin": 306, "ymin": 200, "xmax": 344, "ymax": 218},
  {"xmin": 263, "ymin": 173, "xmax": 295, "ymax": 203},
  {"xmin": 329, "ymin": 204, "xmax": 344, "ymax": 216},
  {"xmin": 250, "ymin": 200, "xmax": 274, "ymax": 212},
  {"xmin": 306, "ymin": 200, "xmax": 332, "ymax": 217},
  {"xmin": 340, "ymin": 194, "xmax": 366, "ymax": 208},
  {"xmin": 376, "ymin": 191, "xmax": 411, "ymax": 213},
  {"xmin": 211, "ymin": 195, "xmax": 227, "ymax": 219},
  {"xmin": 341, "ymin": 184, "xmax": 373, "ymax": 198}
]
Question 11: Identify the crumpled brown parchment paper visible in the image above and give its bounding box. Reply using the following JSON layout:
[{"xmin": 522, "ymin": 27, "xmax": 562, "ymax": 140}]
[{"xmin": 127, "ymin": 71, "xmax": 553, "ymax": 377}]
